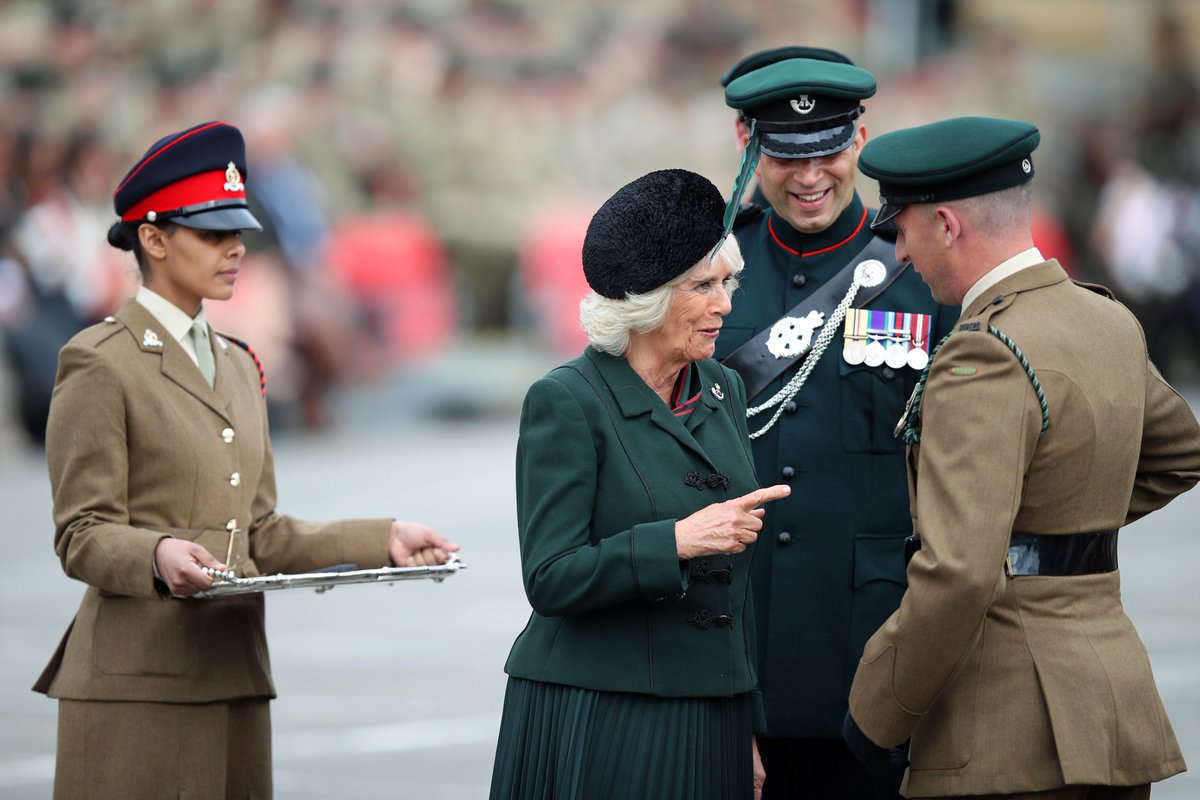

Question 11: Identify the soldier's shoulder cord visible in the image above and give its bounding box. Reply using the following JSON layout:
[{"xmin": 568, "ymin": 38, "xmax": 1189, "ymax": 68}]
[
  {"xmin": 219, "ymin": 334, "xmax": 267, "ymax": 398},
  {"xmin": 900, "ymin": 326, "xmax": 1048, "ymax": 445}
]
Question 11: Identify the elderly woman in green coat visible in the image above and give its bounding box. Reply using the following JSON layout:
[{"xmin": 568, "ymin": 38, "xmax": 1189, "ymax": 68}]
[{"xmin": 490, "ymin": 169, "xmax": 790, "ymax": 800}]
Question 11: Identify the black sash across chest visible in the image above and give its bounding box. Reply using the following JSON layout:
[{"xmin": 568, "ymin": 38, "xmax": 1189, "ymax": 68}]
[{"xmin": 722, "ymin": 236, "xmax": 906, "ymax": 401}]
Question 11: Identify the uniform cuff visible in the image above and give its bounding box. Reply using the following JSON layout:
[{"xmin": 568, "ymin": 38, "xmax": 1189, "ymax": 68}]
[
  {"xmin": 628, "ymin": 519, "xmax": 688, "ymax": 600},
  {"xmin": 336, "ymin": 518, "xmax": 394, "ymax": 568}
]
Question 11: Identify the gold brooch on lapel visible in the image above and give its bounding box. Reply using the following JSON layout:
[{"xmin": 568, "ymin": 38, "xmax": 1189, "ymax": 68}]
[
  {"xmin": 711, "ymin": 383, "xmax": 724, "ymax": 400},
  {"xmin": 142, "ymin": 329, "xmax": 163, "ymax": 347}
]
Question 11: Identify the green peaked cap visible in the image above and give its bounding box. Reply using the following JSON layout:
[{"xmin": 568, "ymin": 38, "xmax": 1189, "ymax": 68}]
[
  {"xmin": 718, "ymin": 58, "xmax": 876, "ymax": 239},
  {"xmin": 719, "ymin": 46, "xmax": 854, "ymax": 88},
  {"xmin": 859, "ymin": 116, "xmax": 1040, "ymax": 229},
  {"xmin": 724, "ymin": 58, "xmax": 876, "ymax": 112}
]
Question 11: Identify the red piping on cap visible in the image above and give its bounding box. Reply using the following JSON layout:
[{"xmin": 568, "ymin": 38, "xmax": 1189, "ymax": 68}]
[
  {"xmin": 121, "ymin": 169, "xmax": 245, "ymax": 222},
  {"xmin": 114, "ymin": 121, "xmax": 230, "ymax": 199}
]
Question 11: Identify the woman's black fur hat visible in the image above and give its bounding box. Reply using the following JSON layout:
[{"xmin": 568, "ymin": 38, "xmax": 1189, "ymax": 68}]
[{"xmin": 582, "ymin": 169, "xmax": 726, "ymax": 299}]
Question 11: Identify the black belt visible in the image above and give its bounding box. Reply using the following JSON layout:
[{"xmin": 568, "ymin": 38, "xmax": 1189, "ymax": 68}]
[
  {"xmin": 1006, "ymin": 530, "xmax": 1118, "ymax": 576},
  {"xmin": 903, "ymin": 530, "xmax": 1119, "ymax": 576}
]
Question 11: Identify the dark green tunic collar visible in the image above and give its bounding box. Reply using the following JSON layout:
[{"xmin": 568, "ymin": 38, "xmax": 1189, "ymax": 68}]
[{"xmin": 763, "ymin": 192, "xmax": 869, "ymax": 259}]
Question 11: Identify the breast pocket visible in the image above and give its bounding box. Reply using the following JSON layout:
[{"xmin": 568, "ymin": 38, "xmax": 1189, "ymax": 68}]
[{"xmin": 838, "ymin": 359, "xmax": 915, "ymax": 454}]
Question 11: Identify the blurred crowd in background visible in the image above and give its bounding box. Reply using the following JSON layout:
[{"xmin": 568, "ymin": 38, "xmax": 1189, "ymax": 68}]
[{"xmin": 0, "ymin": 0, "xmax": 1198, "ymax": 447}]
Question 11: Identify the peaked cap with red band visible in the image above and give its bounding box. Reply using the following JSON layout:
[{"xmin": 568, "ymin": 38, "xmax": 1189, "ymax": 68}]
[{"xmin": 113, "ymin": 121, "xmax": 262, "ymax": 232}]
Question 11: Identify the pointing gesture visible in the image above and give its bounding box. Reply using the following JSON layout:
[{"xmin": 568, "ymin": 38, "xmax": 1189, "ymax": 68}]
[{"xmin": 675, "ymin": 484, "xmax": 791, "ymax": 560}]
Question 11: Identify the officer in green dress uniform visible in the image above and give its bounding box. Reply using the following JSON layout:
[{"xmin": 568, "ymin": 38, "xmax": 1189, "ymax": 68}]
[{"xmin": 712, "ymin": 54, "xmax": 958, "ymax": 798}]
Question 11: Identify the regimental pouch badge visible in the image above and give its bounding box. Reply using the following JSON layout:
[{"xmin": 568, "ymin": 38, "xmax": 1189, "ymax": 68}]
[
  {"xmin": 843, "ymin": 309, "xmax": 932, "ymax": 370},
  {"xmin": 766, "ymin": 310, "xmax": 825, "ymax": 359},
  {"xmin": 143, "ymin": 329, "xmax": 163, "ymax": 347}
]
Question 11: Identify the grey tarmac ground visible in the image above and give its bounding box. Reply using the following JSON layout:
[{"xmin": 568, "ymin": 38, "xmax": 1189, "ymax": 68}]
[{"xmin": 0, "ymin": 351, "xmax": 1197, "ymax": 799}]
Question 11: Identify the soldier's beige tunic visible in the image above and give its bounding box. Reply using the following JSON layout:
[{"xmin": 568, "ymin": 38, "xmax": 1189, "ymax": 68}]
[
  {"xmin": 35, "ymin": 298, "xmax": 391, "ymax": 796},
  {"xmin": 849, "ymin": 260, "xmax": 1200, "ymax": 797}
]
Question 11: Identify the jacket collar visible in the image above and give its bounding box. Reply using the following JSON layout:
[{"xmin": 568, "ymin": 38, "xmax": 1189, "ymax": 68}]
[
  {"xmin": 960, "ymin": 259, "xmax": 1067, "ymax": 321},
  {"xmin": 584, "ymin": 348, "xmax": 727, "ymax": 468},
  {"xmin": 117, "ymin": 298, "xmax": 235, "ymax": 423},
  {"xmin": 765, "ymin": 192, "xmax": 868, "ymax": 258}
]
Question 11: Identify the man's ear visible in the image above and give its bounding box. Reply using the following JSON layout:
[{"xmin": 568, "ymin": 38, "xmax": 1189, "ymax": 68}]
[
  {"xmin": 735, "ymin": 118, "xmax": 751, "ymax": 152},
  {"xmin": 935, "ymin": 206, "xmax": 961, "ymax": 248},
  {"xmin": 851, "ymin": 122, "xmax": 867, "ymax": 154},
  {"xmin": 138, "ymin": 223, "xmax": 169, "ymax": 260}
]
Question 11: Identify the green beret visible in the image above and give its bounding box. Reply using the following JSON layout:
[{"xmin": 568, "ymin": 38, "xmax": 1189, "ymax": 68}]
[
  {"xmin": 859, "ymin": 116, "xmax": 1040, "ymax": 229},
  {"xmin": 719, "ymin": 46, "xmax": 854, "ymax": 88},
  {"xmin": 724, "ymin": 58, "xmax": 876, "ymax": 159}
]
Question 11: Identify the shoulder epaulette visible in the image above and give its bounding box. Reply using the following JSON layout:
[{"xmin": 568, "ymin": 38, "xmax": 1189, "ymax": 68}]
[
  {"xmin": 734, "ymin": 201, "xmax": 764, "ymax": 226},
  {"xmin": 1072, "ymin": 279, "xmax": 1117, "ymax": 301},
  {"xmin": 220, "ymin": 334, "xmax": 267, "ymax": 397},
  {"xmin": 76, "ymin": 315, "xmax": 126, "ymax": 347}
]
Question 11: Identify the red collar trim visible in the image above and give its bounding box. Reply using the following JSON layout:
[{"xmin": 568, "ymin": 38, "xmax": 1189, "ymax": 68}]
[
  {"xmin": 671, "ymin": 364, "xmax": 701, "ymax": 416},
  {"xmin": 767, "ymin": 206, "xmax": 867, "ymax": 257}
]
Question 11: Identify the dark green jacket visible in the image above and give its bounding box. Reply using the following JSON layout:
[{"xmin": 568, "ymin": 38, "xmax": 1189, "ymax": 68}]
[
  {"xmin": 713, "ymin": 194, "xmax": 957, "ymax": 738},
  {"xmin": 503, "ymin": 348, "xmax": 766, "ymax": 727}
]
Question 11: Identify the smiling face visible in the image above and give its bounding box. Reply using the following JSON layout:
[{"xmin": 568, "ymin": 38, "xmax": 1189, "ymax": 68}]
[
  {"xmin": 754, "ymin": 124, "xmax": 866, "ymax": 235},
  {"xmin": 649, "ymin": 256, "xmax": 736, "ymax": 368},
  {"xmin": 141, "ymin": 225, "xmax": 245, "ymax": 315}
]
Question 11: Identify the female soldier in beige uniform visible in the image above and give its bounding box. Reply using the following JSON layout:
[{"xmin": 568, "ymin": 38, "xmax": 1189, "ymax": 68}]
[{"xmin": 35, "ymin": 121, "xmax": 457, "ymax": 799}]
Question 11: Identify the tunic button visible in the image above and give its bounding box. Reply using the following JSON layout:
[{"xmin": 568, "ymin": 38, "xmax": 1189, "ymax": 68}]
[
  {"xmin": 882, "ymin": 367, "xmax": 895, "ymax": 380},
  {"xmin": 777, "ymin": 531, "xmax": 792, "ymax": 546},
  {"xmin": 222, "ymin": 428, "xmax": 235, "ymax": 444},
  {"xmin": 230, "ymin": 472, "xmax": 240, "ymax": 487},
  {"xmin": 781, "ymin": 466, "xmax": 796, "ymax": 479},
  {"xmin": 792, "ymin": 274, "xmax": 807, "ymax": 288},
  {"xmin": 784, "ymin": 401, "xmax": 798, "ymax": 414}
]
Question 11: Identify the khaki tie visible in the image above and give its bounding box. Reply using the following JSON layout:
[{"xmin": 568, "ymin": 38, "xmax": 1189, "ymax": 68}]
[{"xmin": 190, "ymin": 321, "xmax": 216, "ymax": 387}]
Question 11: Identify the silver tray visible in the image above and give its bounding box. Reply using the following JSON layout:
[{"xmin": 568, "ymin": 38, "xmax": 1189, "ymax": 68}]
[{"xmin": 192, "ymin": 555, "xmax": 465, "ymax": 598}]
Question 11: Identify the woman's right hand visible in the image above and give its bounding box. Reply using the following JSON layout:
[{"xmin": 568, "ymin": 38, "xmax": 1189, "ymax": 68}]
[
  {"xmin": 674, "ymin": 485, "xmax": 790, "ymax": 560},
  {"xmin": 154, "ymin": 538, "xmax": 227, "ymax": 596}
]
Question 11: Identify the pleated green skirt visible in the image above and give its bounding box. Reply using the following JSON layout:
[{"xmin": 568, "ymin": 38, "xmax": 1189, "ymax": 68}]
[{"xmin": 489, "ymin": 677, "xmax": 754, "ymax": 800}]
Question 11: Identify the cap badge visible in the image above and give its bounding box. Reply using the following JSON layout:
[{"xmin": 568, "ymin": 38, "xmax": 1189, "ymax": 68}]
[
  {"xmin": 142, "ymin": 329, "xmax": 163, "ymax": 347},
  {"xmin": 790, "ymin": 95, "xmax": 815, "ymax": 115},
  {"xmin": 1021, "ymin": 158, "xmax": 1032, "ymax": 174},
  {"xmin": 767, "ymin": 310, "xmax": 825, "ymax": 359},
  {"xmin": 223, "ymin": 162, "xmax": 245, "ymax": 193}
]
